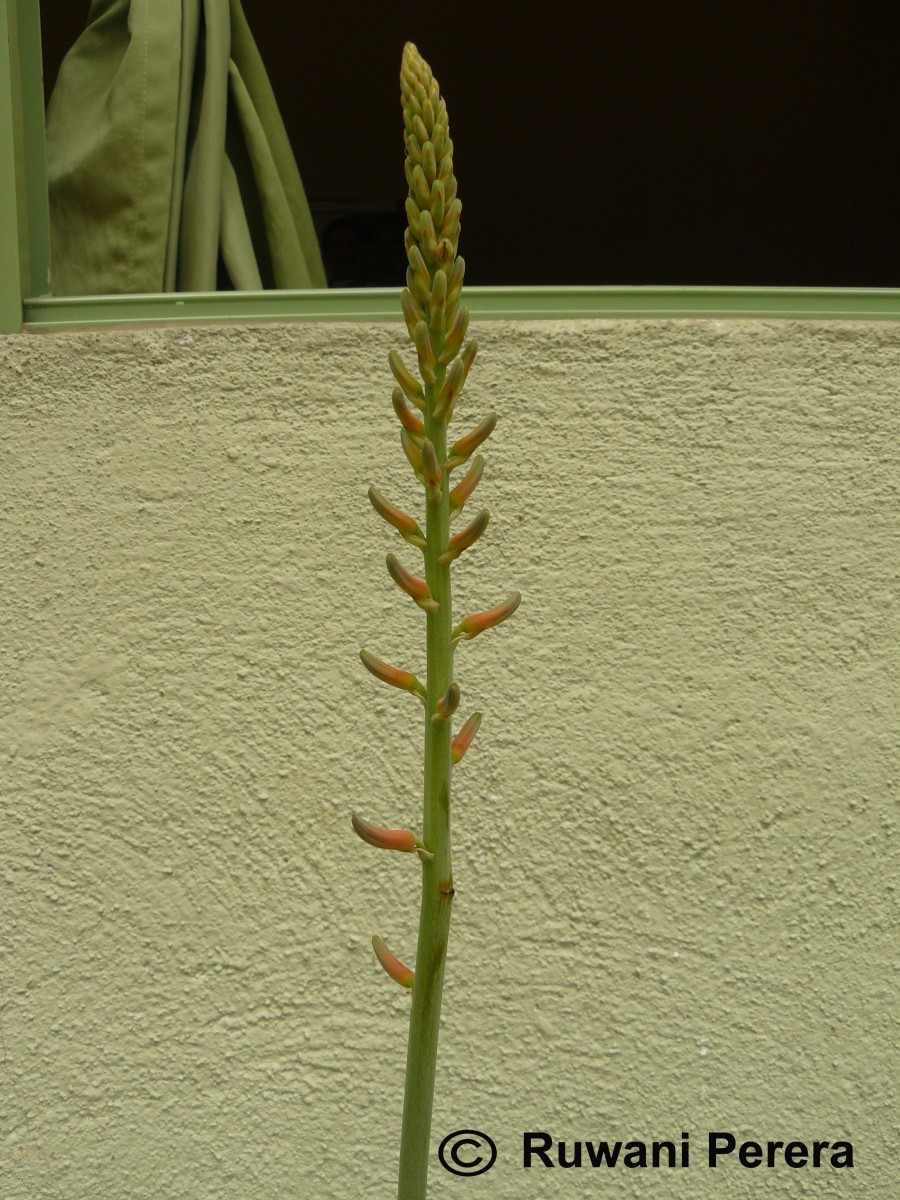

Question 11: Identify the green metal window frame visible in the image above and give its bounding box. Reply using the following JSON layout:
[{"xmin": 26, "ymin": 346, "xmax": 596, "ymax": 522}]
[{"xmin": 5, "ymin": 0, "xmax": 900, "ymax": 334}]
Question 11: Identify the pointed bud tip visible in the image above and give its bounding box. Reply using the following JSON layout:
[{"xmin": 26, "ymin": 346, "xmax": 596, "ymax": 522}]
[
  {"xmin": 372, "ymin": 935, "xmax": 415, "ymax": 989},
  {"xmin": 352, "ymin": 812, "xmax": 418, "ymax": 853}
]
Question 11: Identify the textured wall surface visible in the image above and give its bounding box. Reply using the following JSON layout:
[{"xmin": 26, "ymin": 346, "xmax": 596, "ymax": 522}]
[{"xmin": 2, "ymin": 319, "xmax": 897, "ymax": 1198}]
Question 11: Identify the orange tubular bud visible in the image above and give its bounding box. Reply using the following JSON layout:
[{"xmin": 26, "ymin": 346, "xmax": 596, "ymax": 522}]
[
  {"xmin": 420, "ymin": 438, "xmax": 442, "ymax": 499},
  {"xmin": 401, "ymin": 286, "xmax": 424, "ymax": 339},
  {"xmin": 404, "ymin": 200, "xmax": 422, "ymax": 244},
  {"xmin": 430, "ymin": 179, "xmax": 446, "ymax": 231},
  {"xmin": 389, "ymin": 350, "xmax": 426, "ymax": 411},
  {"xmin": 438, "ymin": 304, "xmax": 470, "ymax": 365},
  {"xmin": 407, "ymin": 243, "xmax": 431, "ymax": 304},
  {"xmin": 432, "ymin": 681, "xmax": 460, "ymax": 725},
  {"xmin": 452, "ymin": 592, "xmax": 521, "ymax": 642},
  {"xmin": 386, "ymin": 552, "xmax": 438, "ymax": 613},
  {"xmin": 446, "ymin": 254, "xmax": 465, "ymax": 308},
  {"xmin": 418, "ymin": 210, "xmax": 439, "ymax": 265},
  {"xmin": 449, "ymin": 454, "xmax": 484, "ymax": 518},
  {"xmin": 429, "ymin": 268, "xmax": 448, "ymax": 334},
  {"xmin": 401, "ymin": 428, "xmax": 424, "ymax": 478},
  {"xmin": 360, "ymin": 649, "xmax": 427, "ymax": 702},
  {"xmin": 433, "ymin": 357, "xmax": 464, "ymax": 421},
  {"xmin": 412, "ymin": 164, "xmax": 431, "ymax": 212},
  {"xmin": 421, "ymin": 140, "xmax": 437, "ymax": 184},
  {"xmin": 368, "ymin": 486, "xmax": 426, "ymax": 549},
  {"xmin": 438, "ymin": 507, "xmax": 490, "ymax": 564},
  {"xmin": 352, "ymin": 812, "xmax": 418, "ymax": 853},
  {"xmin": 459, "ymin": 338, "xmax": 478, "ymax": 379},
  {"xmin": 451, "ymin": 712, "xmax": 483, "ymax": 764},
  {"xmin": 435, "ymin": 237, "xmax": 455, "ymax": 269},
  {"xmin": 392, "ymin": 388, "xmax": 425, "ymax": 439},
  {"xmin": 413, "ymin": 321, "xmax": 437, "ymax": 386},
  {"xmin": 446, "ymin": 412, "xmax": 497, "ymax": 471},
  {"xmin": 441, "ymin": 197, "xmax": 462, "ymax": 241},
  {"xmin": 372, "ymin": 936, "xmax": 415, "ymax": 989},
  {"xmin": 438, "ymin": 147, "xmax": 453, "ymax": 187}
]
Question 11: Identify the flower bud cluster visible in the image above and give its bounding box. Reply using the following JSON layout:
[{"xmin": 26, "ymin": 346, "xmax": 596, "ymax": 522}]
[
  {"xmin": 398, "ymin": 42, "xmax": 477, "ymax": 418},
  {"xmin": 356, "ymin": 46, "xmax": 520, "ymax": 1018}
]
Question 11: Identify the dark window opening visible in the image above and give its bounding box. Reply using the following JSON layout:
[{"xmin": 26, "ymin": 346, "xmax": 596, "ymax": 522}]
[{"xmin": 39, "ymin": 1, "xmax": 900, "ymax": 288}]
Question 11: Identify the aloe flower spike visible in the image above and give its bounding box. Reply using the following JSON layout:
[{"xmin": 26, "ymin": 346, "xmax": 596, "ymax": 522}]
[
  {"xmin": 372, "ymin": 936, "xmax": 415, "ymax": 989},
  {"xmin": 357, "ymin": 42, "xmax": 520, "ymax": 1200}
]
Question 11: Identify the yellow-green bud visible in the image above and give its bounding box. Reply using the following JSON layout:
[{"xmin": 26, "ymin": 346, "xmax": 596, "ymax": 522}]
[
  {"xmin": 402, "ymin": 42, "xmax": 461, "ymax": 297},
  {"xmin": 407, "ymin": 244, "xmax": 431, "ymax": 304},
  {"xmin": 449, "ymin": 454, "xmax": 484, "ymax": 517},
  {"xmin": 389, "ymin": 349, "xmax": 426, "ymax": 411},
  {"xmin": 433, "ymin": 358, "xmax": 465, "ymax": 421},
  {"xmin": 446, "ymin": 412, "xmax": 496, "ymax": 471},
  {"xmin": 401, "ymin": 288, "xmax": 425, "ymax": 341},
  {"xmin": 422, "ymin": 141, "xmax": 437, "ymax": 184},
  {"xmin": 430, "ymin": 180, "xmax": 446, "ymax": 230},
  {"xmin": 420, "ymin": 438, "xmax": 442, "ymax": 500},
  {"xmin": 446, "ymin": 256, "xmax": 465, "ymax": 309},
  {"xmin": 438, "ymin": 507, "xmax": 490, "ymax": 564},
  {"xmin": 429, "ymin": 269, "xmax": 448, "ymax": 334},
  {"xmin": 418, "ymin": 210, "xmax": 438, "ymax": 264},
  {"xmin": 413, "ymin": 321, "xmax": 437, "ymax": 386},
  {"xmin": 404, "ymin": 198, "xmax": 422, "ymax": 241},
  {"xmin": 401, "ymin": 427, "xmax": 424, "ymax": 477},
  {"xmin": 439, "ymin": 305, "xmax": 469, "ymax": 365},
  {"xmin": 391, "ymin": 387, "xmax": 425, "ymax": 439},
  {"xmin": 413, "ymin": 165, "xmax": 431, "ymax": 212}
]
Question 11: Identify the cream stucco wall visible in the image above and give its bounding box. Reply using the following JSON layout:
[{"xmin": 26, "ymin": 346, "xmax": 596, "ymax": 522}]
[{"xmin": 2, "ymin": 319, "xmax": 897, "ymax": 1198}]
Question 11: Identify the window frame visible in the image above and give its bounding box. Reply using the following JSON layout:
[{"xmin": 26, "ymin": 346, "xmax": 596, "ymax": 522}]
[{"xmin": 5, "ymin": 0, "xmax": 900, "ymax": 335}]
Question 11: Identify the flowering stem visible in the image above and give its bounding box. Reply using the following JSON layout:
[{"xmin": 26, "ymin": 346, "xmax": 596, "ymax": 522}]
[
  {"xmin": 356, "ymin": 42, "xmax": 518, "ymax": 1200},
  {"xmin": 397, "ymin": 346, "xmax": 454, "ymax": 1200}
]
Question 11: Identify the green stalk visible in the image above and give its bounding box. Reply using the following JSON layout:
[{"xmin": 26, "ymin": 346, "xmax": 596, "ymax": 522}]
[
  {"xmin": 396, "ymin": 371, "xmax": 453, "ymax": 1199},
  {"xmin": 354, "ymin": 42, "xmax": 520, "ymax": 1200}
]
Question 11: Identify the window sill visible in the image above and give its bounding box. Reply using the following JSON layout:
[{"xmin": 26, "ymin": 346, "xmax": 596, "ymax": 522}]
[{"xmin": 21, "ymin": 285, "xmax": 900, "ymax": 333}]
